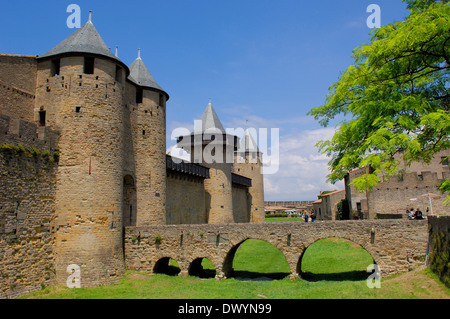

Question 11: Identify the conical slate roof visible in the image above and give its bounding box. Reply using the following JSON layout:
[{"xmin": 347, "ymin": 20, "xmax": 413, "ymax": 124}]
[
  {"xmin": 128, "ymin": 50, "xmax": 164, "ymax": 92},
  {"xmin": 239, "ymin": 129, "xmax": 259, "ymax": 153},
  {"xmin": 193, "ymin": 100, "xmax": 226, "ymax": 134},
  {"xmin": 38, "ymin": 14, "xmax": 119, "ymax": 62}
]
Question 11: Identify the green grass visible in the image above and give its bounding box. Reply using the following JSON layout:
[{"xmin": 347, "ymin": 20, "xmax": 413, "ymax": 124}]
[{"xmin": 22, "ymin": 238, "xmax": 450, "ymax": 299}]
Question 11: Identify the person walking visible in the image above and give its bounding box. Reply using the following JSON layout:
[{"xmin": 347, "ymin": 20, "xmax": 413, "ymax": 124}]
[
  {"xmin": 304, "ymin": 213, "xmax": 309, "ymax": 223},
  {"xmin": 310, "ymin": 212, "xmax": 316, "ymax": 223}
]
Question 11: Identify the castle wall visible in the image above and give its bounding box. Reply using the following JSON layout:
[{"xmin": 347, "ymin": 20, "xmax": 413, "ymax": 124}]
[
  {"xmin": 367, "ymin": 171, "xmax": 450, "ymax": 218},
  {"xmin": 232, "ymin": 185, "xmax": 250, "ymax": 223},
  {"xmin": 35, "ymin": 56, "xmax": 126, "ymax": 287},
  {"xmin": 0, "ymin": 55, "xmax": 36, "ymax": 122},
  {"xmin": 166, "ymin": 172, "xmax": 207, "ymax": 224},
  {"xmin": 233, "ymin": 153, "xmax": 265, "ymax": 223},
  {"xmin": 204, "ymin": 162, "xmax": 234, "ymax": 224},
  {"xmin": 0, "ymin": 121, "xmax": 58, "ymax": 299},
  {"xmin": 427, "ymin": 216, "xmax": 450, "ymax": 287},
  {"xmin": 133, "ymin": 88, "xmax": 167, "ymax": 226},
  {"xmin": 396, "ymin": 149, "xmax": 449, "ymax": 179}
]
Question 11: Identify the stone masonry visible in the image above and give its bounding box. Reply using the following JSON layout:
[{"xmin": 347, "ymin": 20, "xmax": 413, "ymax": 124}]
[{"xmin": 125, "ymin": 220, "xmax": 429, "ymax": 280}]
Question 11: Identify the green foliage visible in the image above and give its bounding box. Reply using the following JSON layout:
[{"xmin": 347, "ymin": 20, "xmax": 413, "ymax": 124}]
[
  {"xmin": 52, "ymin": 149, "xmax": 60, "ymax": 162},
  {"xmin": 154, "ymin": 234, "xmax": 163, "ymax": 245},
  {"xmin": 0, "ymin": 143, "xmax": 58, "ymax": 164},
  {"xmin": 336, "ymin": 199, "xmax": 350, "ymax": 220},
  {"xmin": 308, "ymin": 2, "xmax": 450, "ymax": 203}
]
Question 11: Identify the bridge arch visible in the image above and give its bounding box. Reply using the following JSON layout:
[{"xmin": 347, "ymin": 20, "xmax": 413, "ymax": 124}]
[
  {"xmin": 188, "ymin": 257, "xmax": 216, "ymax": 278},
  {"xmin": 153, "ymin": 257, "xmax": 181, "ymax": 276},
  {"xmin": 297, "ymin": 237, "xmax": 377, "ymax": 280},
  {"xmin": 223, "ymin": 238, "xmax": 290, "ymax": 280}
]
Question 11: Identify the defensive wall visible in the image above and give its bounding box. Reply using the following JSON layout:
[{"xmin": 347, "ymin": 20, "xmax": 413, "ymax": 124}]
[
  {"xmin": 427, "ymin": 216, "xmax": 450, "ymax": 287},
  {"xmin": 368, "ymin": 171, "xmax": 450, "ymax": 217},
  {"xmin": 125, "ymin": 219, "xmax": 428, "ymax": 280},
  {"xmin": 0, "ymin": 116, "xmax": 59, "ymax": 299}
]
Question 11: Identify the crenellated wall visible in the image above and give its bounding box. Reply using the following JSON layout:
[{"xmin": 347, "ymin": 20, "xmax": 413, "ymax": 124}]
[
  {"xmin": 368, "ymin": 171, "xmax": 450, "ymax": 218},
  {"xmin": 0, "ymin": 55, "xmax": 36, "ymax": 123}
]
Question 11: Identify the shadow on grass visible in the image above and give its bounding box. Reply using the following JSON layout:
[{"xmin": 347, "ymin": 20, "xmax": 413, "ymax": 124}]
[
  {"xmin": 230, "ymin": 271, "xmax": 290, "ymax": 281},
  {"xmin": 301, "ymin": 270, "xmax": 368, "ymax": 282}
]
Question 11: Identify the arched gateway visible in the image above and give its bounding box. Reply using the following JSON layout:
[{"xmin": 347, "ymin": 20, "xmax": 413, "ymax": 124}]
[{"xmin": 124, "ymin": 220, "xmax": 428, "ymax": 279}]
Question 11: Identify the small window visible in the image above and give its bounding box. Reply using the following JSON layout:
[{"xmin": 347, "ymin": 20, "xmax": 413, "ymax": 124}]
[
  {"xmin": 115, "ymin": 65, "xmax": 123, "ymax": 83},
  {"xmin": 75, "ymin": 106, "xmax": 81, "ymax": 113},
  {"xmin": 142, "ymin": 130, "xmax": 146, "ymax": 136},
  {"xmin": 159, "ymin": 94, "xmax": 165, "ymax": 107},
  {"xmin": 39, "ymin": 111, "xmax": 46, "ymax": 127},
  {"xmin": 136, "ymin": 88, "xmax": 143, "ymax": 104},
  {"xmin": 51, "ymin": 59, "xmax": 60, "ymax": 76},
  {"xmin": 84, "ymin": 57, "xmax": 95, "ymax": 74},
  {"xmin": 442, "ymin": 157, "xmax": 449, "ymax": 166}
]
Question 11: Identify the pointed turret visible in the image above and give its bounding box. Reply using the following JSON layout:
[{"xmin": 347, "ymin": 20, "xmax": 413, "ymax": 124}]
[
  {"xmin": 238, "ymin": 128, "xmax": 260, "ymax": 154},
  {"xmin": 193, "ymin": 99, "xmax": 226, "ymax": 133},
  {"xmin": 38, "ymin": 11, "xmax": 121, "ymax": 63},
  {"xmin": 128, "ymin": 49, "xmax": 169, "ymax": 99}
]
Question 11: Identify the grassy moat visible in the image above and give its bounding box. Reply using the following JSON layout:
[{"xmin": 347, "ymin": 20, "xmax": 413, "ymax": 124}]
[{"xmin": 22, "ymin": 221, "xmax": 450, "ymax": 299}]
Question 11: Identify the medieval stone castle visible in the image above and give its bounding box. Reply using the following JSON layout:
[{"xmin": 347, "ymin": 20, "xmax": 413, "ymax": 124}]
[
  {"xmin": 1, "ymin": 14, "xmax": 449, "ymax": 298},
  {"xmin": 0, "ymin": 15, "xmax": 264, "ymax": 297}
]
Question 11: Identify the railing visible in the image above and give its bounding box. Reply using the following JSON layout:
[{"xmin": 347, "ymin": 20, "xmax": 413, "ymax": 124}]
[{"xmin": 166, "ymin": 155, "xmax": 210, "ymax": 179}]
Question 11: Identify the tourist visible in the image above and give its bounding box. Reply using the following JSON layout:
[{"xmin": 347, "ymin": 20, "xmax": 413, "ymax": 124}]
[
  {"xmin": 310, "ymin": 212, "xmax": 316, "ymax": 223},
  {"xmin": 415, "ymin": 208, "xmax": 423, "ymax": 220},
  {"xmin": 406, "ymin": 208, "xmax": 413, "ymax": 220},
  {"xmin": 304, "ymin": 213, "xmax": 309, "ymax": 223},
  {"xmin": 409, "ymin": 208, "xmax": 415, "ymax": 219}
]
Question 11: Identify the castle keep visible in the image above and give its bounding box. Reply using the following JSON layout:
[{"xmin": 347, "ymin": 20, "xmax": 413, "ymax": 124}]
[{"xmin": 0, "ymin": 15, "xmax": 264, "ymax": 297}]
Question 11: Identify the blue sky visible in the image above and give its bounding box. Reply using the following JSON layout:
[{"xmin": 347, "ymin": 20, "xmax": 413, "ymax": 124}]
[{"xmin": 0, "ymin": 0, "xmax": 410, "ymax": 201}]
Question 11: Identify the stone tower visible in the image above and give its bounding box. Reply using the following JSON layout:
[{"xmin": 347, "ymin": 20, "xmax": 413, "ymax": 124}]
[
  {"xmin": 35, "ymin": 14, "xmax": 129, "ymax": 287},
  {"xmin": 177, "ymin": 100, "xmax": 239, "ymax": 224},
  {"xmin": 128, "ymin": 49, "xmax": 169, "ymax": 226},
  {"xmin": 234, "ymin": 129, "xmax": 265, "ymax": 223}
]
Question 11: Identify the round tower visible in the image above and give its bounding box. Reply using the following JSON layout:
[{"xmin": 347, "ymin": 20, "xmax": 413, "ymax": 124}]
[
  {"xmin": 177, "ymin": 100, "xmax": 239, "ymax": 224},
  {"xmin": 234, "ymin": 128, "xmax": 265, "ymax": 223},
  {"xmin": 35, "ymin": 13, "xmax": 128, "ymax": 287},
  {"xmin": 128, "ymin": 49, "xmax": 169, "ymax": 226}
]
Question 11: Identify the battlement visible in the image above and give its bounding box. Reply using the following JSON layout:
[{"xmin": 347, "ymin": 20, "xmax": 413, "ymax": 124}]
[
  {"xmin": 0, "ymin": 114, "xmax": 59, "ymax": 151},
  {"xmin": 376, "ymin": 171, "xmax": 449, "ymax": 192}
]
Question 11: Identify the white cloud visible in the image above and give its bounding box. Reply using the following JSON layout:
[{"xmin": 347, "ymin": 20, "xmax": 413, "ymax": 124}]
[
  {"xmin": 166, "ymin": 145, "xmax": 190, "ymax": 161},
  {"xmin": 263, "ymin": 127, "xmax": 344, "ymax": 201}
]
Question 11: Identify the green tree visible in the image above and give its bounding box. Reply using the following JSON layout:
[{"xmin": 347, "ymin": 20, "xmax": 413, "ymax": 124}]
[{"xmin": 308, "ymin": 0, "xmax": 450, "ymax": 204}]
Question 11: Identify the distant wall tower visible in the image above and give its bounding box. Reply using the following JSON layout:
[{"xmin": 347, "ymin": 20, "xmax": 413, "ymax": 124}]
[
  {"xmin": 129, "ymin": 49, "xmax": 169, "ymax": 226},
  {"xmin": 35, "ymin": 14, "xmax": 127, "ymax": 287},
  {"xmin": 177, "ymin": 100, "xmax": 239, "ymax": 224},
  {"xmin": 234, "ymin": 129, "xmax": 265, "ymax": 223}
]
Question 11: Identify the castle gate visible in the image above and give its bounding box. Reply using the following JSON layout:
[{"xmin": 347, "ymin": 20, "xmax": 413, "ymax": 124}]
[{"xmin": 124, "ymin": 220, "xmax": 428, "ymax": 279}]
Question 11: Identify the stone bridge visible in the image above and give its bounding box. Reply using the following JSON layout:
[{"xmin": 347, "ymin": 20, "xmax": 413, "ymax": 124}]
[{"xmin": 124, "ymin": 220, "xmax": 428, "ymax": 279}]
